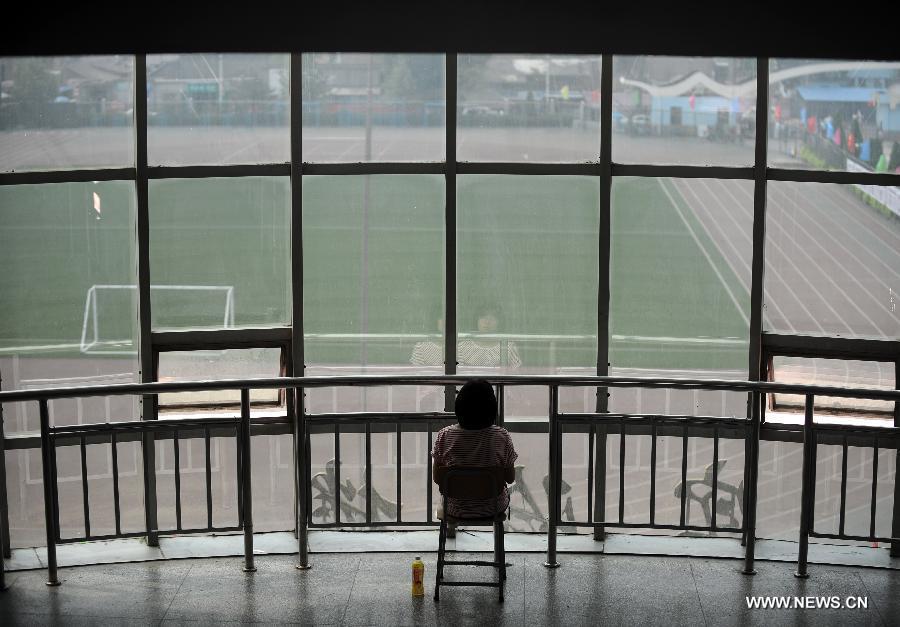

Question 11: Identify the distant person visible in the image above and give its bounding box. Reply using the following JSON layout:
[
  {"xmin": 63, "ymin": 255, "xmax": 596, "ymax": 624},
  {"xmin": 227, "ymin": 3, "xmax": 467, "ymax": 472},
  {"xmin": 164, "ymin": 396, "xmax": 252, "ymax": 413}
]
[
  {"xmin": 432, "ymin": 379, "xmax": 518, "ymax": 534},
  {"xmin": 410, "ymin": 318, "xmax": 444, "ymax": 367},
  {"xmin": 409, "ymin": 310, "xmax": 522, "ymax": 370},
  {"xmin": 458, "ymin": 309, "xmax": 522, "ymax": 370}
]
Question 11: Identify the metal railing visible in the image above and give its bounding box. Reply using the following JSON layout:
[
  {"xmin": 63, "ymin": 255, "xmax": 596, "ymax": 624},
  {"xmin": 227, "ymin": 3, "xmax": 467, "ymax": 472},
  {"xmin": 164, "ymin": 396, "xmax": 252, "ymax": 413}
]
[{"xmin": 0, "ymin": 374, "xmax": 898, "ymax": 587}]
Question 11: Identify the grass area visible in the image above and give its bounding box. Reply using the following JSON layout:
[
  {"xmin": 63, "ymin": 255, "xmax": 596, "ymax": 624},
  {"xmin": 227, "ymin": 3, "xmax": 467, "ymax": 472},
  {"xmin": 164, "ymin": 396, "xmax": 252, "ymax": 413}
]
[
  {"xmin": 1, "ymin": 176, "xmax": 750, "ymax": 373},
  {"xmin": 610, "ymin": 177, "xmax": 749, "ymax": 371}
]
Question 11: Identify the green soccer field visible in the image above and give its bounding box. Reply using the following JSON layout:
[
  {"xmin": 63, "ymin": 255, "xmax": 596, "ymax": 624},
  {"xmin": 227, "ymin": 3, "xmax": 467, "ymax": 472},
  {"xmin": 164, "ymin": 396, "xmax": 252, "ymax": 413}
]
[{"xmin": 0, "ymin": 176, "xmax": 749, "ymax": 373}]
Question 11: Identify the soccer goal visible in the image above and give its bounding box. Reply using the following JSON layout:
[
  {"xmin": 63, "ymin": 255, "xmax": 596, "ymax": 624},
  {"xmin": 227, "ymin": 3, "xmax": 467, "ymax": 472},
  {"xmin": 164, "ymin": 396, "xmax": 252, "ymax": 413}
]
[{"xmin": 80, "ymin": 284, "xmax": 235, "ymax": 354}]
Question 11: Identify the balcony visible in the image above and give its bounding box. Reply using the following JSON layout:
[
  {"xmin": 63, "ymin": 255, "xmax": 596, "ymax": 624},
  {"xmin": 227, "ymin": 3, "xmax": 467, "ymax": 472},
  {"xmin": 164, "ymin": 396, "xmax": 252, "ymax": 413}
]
[{"xmin": 1, "ymin": 373, "xmax": 897, "ymax": 601}]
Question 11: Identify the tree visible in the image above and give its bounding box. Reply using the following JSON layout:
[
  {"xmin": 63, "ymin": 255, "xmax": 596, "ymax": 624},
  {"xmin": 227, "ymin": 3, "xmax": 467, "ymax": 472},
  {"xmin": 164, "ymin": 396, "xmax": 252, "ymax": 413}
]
[
  {"xmin": 888, "ymin": 142, "xmax": 900, "ymax": 172},
  {"xmin": 3, "ymin": 57, "xmax": 59, "ymax": 128},
  {"xmin": 7, "ymin": 57, "xmax": 58, "ymax": 104}
]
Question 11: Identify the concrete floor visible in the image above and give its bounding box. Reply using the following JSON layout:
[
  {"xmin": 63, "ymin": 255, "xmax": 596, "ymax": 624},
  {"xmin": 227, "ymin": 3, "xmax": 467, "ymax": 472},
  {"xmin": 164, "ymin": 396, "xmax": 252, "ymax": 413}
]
[{"xmin": 2, "ymin": 550, "xmax": 898, "ymax": 626}]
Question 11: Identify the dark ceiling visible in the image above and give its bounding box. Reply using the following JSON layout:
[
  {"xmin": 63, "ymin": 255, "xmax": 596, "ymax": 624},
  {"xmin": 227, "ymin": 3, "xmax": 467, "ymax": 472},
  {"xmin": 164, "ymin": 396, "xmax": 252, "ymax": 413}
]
[{"xmin": 3, "ymin": 1, "xmax": 898, "ymax": 60}]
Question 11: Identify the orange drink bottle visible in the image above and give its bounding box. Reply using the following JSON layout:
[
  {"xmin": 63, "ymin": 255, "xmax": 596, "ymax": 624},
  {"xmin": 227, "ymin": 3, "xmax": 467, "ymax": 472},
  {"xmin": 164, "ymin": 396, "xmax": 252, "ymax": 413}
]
[{"xmin": 411, "ymin": 556, "xmax": 425, "ymax": 596}]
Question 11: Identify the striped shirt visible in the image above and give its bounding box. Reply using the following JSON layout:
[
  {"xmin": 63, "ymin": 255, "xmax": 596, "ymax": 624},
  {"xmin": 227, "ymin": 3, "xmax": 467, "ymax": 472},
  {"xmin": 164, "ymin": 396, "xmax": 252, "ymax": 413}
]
[{"xmin": 431, "ymin": 425, "xmax": 518, "ymax": 518}]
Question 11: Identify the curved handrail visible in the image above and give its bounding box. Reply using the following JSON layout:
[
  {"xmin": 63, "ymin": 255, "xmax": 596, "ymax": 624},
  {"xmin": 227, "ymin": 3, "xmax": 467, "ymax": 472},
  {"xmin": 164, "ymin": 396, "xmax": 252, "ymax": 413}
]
[{"xmin": 1, "ymin": 373, "xmax": 898, "ymax": 403}]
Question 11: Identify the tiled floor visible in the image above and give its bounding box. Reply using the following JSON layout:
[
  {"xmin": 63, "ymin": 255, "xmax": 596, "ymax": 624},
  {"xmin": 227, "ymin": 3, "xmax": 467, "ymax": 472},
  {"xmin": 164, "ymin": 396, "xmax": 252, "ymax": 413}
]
[{"xmin": 2, "ymin": 551, "xmax": 897, "ymax": 626}]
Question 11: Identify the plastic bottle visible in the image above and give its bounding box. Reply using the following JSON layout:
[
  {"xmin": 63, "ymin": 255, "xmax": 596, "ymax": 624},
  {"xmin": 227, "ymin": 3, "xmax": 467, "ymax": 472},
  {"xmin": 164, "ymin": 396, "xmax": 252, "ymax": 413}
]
[{"xmin": 411, "ymin": 555, "xmax": 425, "ymax": 597}]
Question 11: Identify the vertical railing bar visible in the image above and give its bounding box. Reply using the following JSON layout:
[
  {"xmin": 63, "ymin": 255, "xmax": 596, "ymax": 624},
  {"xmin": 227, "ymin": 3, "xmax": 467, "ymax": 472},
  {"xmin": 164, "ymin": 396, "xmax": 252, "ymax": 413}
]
[
  {"xmin": 594, "ymin": 423, "xmax": 607, "ymax": 533},
  {"xmin": 365, "ymin": 421, "xmax": 372, "ymax": 525},
  {"xmin": 111, "ymin": 432, "xmax": 121, "ymax": 537},
  {"xmin": 711, "ymin": 424, "xmax": 719, "ymax": 531},
  {"xmin": 544, "ymin": 385, "xmax": 560, "ymax": 568},
  {"xmin": 426, "ymin": 421, "xmax": 433, "ymax": 524},
  {"xmin": 839, "ymin": 435, "xmax": 848, "ymax": 537},
  {"xmin": 443, "ymin": 52, "xmax": 457, "ymax": 415},
  {"xmin": 174, "ymin": 428, "xmax": 182, "ymax": 531},
  {"xmin": 204, "ymin": 426, "xmax": 213, "ymax": 531},
  {"xmin": 497, "ymin": 384, "xmax": 505, "ymax": 427},
  {"xmin": 396, "ymin": 421, "xmax": 402, "ymax": 523},
  {"xmin": 235, "ymin": 423, "xmax": 244, "ymax": 529},
  {"xmin": 680, "ymin": 424, "xmax": 688, "ymax": 527},
  {"xmin": 240, "ymin": 388, "xmax": 256, "ymax": 572},
  {"xmin": 618, "ymin": 417, "xmax": 625, "ymax": 525},
  {"xmin": 587, "ymin": 423, "xmax": 595, "ymax": 524},
  {"xmin": 594, "ymin": 52, "xmax": 613, "ymax": 543},
  {"xmin": 891, "ymin": 356, "xmax": 900, "ymax": 557},
  {"xmin": 795, "ymin": 393, "xmax": 814, "ymax": 578},
  {"xmin": 334, "ymin": 423, "xmax": 341, "ymax": 525},
  {"xmin": 39, "ymin": 400, "xmax": 60, "ymax": 586},
  {"xmin": 134, "ymin": 53, "xmax": 159, "ymax": 548},
  {"xmin": 51, "ymin": 429, "xmax": 60, "ymax": 544},
  {"xmin": 290, "ymin": 53, "xmax": 311, "ymax": 569},
  {"xmin": 0, "ymin": 387, "xmax": 11, "ymax": 560},
  {"xmin": 649, "ymin": 418, "xmax": 657, "ymax": 526},
  {"xmin": 870, "ymin": 436, "xmax": 879, "ymax": 541},
  {"xmin": 80, "ymin": 435, "xmax": 91, "ymax": 539},
  {"xmin": 742, "ymin": 55, "xmax": 768, "ymax": 576}
]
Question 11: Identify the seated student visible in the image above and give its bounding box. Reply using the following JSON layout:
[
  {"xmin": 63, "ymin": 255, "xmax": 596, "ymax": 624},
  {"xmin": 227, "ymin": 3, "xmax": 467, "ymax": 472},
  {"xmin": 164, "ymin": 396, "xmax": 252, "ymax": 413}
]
[{"xmin": 431, "ymin": 379, "xmax": 518, "ymax": 532}]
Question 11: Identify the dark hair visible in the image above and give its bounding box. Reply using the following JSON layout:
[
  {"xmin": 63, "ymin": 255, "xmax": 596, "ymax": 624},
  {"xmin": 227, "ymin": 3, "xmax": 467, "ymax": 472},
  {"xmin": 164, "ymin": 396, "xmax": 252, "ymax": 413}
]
[{"xmin": 454, "ymin": 378, "xmax": 497, "ymax": 430}]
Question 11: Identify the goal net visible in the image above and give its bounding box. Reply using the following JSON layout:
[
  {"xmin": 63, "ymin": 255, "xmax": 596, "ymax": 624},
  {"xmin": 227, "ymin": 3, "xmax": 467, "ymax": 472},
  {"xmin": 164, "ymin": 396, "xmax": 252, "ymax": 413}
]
[{"xmin": 80, "ymin": 284, "xmax": 235, "ymax": 354}]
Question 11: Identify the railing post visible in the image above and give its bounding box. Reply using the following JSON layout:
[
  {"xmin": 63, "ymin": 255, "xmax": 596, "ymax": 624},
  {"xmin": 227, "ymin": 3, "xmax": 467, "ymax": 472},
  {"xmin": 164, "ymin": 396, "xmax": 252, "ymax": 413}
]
[
  {"xmin": 795, "ymin": 394, "xmax": 815, "ymax": 578},
  {"xmin": 39, "ymin": 400, "xmax": 60, "ymax": 586},
  {"xmin": 891, "ymin": 356, "xmax": 900, "ymax": 557},
  {"xmin": 544, "ymin": 385, "xmax": 560, "ymax": 568},
  {"xmin": 0, "ymin": 502, "xmax": 5, "ymax": 591},
  {"xmin": 0, "ymin": 400, "xmax": 6, "ymax": 589},
  {"xmin": 594, "ymin": 52, "xmax": 614, "ymax": 543},
  {"xmin": 295, "ymin": 386, "xmax": 311, "ymax": 570},
  {"xmin": 240, "ymin": 389, "xmax": 256, "ymax": 573},
  {"xmin": 0, "ymin": 384, "xmax": 11, "ymax": 559},
  {"xmin": 742, "ymin": 390, "xmax": 761, "ymax": 575}
]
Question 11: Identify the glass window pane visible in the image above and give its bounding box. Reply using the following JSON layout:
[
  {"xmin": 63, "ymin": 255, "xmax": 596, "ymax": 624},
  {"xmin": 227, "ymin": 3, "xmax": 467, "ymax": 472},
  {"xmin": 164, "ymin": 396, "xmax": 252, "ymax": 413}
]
[
  {"xmin": 613, "ymin": 55, "xmax": 756, "ymax": 166},
  {"xmin": 0, "ymin": 182, "xmax": 139, "ymax": 436},
  {"xmin": 302, "ymin": 53, "xmax": 444, "ymax": 162},
  {"xmin": 458, "ymin": 54, "xmax": 602, "ymax": 162},
  {"xmin": 157, "ymin": 347, "xmax": 284, "ymax": 409},
  {"xmin": 767, "ymin": 356, "xmax": 894, "ymax": 423},
  {"xmin": 0, "ymin": 56, "xmax": 134, "ymax": 172},
  {"xmin": 768, "ymin": 59, "xmax": 900, "ymax": 172},
  {"xmin": 609, "ymin": 177, "xmax": 751, "ymax": 413},
  {"xmin": 457, "ymin": 175, "xmax": 599, "ymax": 394},
  {"xmin": 147, "ymin": 53, "xmax": 290, "ymax": 166},
  {"xmin": 149, "ymin": 177, "xmax": 290, "ymax": 330},
  {"xmin": 303, "ymin": 175, "xmax": 445, "ymax": 411},
  {"xmin": 764, "ymin": 182, "xmax": 900, "ymax": 339}
]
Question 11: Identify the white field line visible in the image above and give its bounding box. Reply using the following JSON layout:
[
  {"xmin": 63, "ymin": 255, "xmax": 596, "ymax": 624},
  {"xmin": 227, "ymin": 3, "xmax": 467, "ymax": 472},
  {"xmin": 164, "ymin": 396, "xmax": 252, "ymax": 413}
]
[
  {"xmin": 817, "ymin": 180, "xmax": 900, "ymax": 250},
  {"xmin": 729, "ymin": 181, "xmax": 880, "ymax": 337},
  {"xmin": 671, "ymin": 178, "xmax": 792, "ymax": 334},
  {"xmin": 776, "ymin": 185, "xmax": 900, "ymax": 285},
  {"xmin": 809, "ymin": 183, "xmax": 900, "ymax": 271},
  {"xmin": 611, "ymin": 334, "xmax": 745, "ymax": 345},
  {"xmin": 768, "ymin": 184, "xmax": 900, "ymax": 327},
  {"xmin": 658, "ymin": 179, "xmax": 750, "ymax": 328},
  {"xmin": 782, "ymin": 183, "xmax": 900, "ymax": 377},
  {"xmin": 704, "ymin": 179, "xmax": 817, "ymax": 328},
  {"xmin": 709, "ymin": 179, "xmax": 829, "ymax": 335},
  {"xmin": 670, "ymin": 180, "xmax": 753, "ymax": 294},
  {"xmin": 769, "ymin": 185, "xmax": 900, "ymax": 288},
  {"xmin": 681, "ymin": 178, "xmax": 799, "ymax": 334},
  {"xmin": 335, "ymin": 139, "xmax": 363, "ymax": 161}
]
